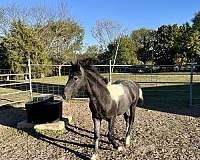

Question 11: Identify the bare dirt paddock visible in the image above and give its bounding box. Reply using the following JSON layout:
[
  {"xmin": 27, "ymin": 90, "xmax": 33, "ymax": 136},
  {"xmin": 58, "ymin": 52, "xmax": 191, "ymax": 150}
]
[{"xmin": 0, "ymin": 101, "xmax": 200, "ymax": 160}]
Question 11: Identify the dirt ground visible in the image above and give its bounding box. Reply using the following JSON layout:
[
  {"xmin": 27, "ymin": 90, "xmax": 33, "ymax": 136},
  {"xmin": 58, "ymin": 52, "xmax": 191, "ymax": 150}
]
[{"xmin": 0, "ymin": 100, "xmax": 200, "ymax": 160}]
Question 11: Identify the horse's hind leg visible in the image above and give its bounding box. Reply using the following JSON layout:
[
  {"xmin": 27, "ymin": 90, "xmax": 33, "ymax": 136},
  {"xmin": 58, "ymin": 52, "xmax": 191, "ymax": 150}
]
[
  {"xmin": 123, "ymin": 112, "xmax": 130, "ymax": 145},
  {"xmin": 108, "ymin": 116, "xmax": 123, "ymax": 150},
  {"xmin": 124, "ymin": 103, "xmax": 136, "ymax": 148}
]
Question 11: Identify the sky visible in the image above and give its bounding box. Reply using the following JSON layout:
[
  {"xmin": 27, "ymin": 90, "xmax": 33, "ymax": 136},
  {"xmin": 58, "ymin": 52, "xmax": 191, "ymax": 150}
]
[{"xmin": 0, "ymin": 0, "xmax": 200, "ymax": 47}]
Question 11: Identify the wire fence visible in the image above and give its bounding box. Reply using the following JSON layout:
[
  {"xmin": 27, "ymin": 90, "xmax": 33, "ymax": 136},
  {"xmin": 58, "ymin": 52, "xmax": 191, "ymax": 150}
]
[
  {"xmin": 0, "ymin": 60, "xmax": 200, "ymax": 108},
  {"xmin": 0, "ymin": 60, "xmax": 32, "ymax": 106}
]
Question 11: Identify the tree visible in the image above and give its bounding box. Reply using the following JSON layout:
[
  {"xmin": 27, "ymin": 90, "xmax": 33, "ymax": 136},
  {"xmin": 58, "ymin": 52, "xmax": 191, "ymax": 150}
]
[
  {"xmin": 0, "ymin": 2, "xmax": 84, "ymax": 66},
  {"xmin": 174, "ymin": 23, "xmax": 191, "ymax": 65},
  {"xmin": 36, "ymin": 20, "xmax": 84, "ymax": 64},
  {"xmin": 101, "ymin": 36, "xmax": 138, "ymax": 65},
  {"xmin": 187, "ymin": 30, "xmax": 200, "ymax": 62},
  {"xmin": 153, "ymin": 24, "xmax": 180, "ymax": 65},
  {"xmin": 131, "ymin": 28, "xmax": 156, "ymax": 64},
  {"xmin": 92, "ymin": 19, "xmax": 123, "ymax": 51},
  {"xmin": 0, "ymin": 38, "xmax": 8, "ymax": 69},
  {"xmin": 3, "ymin": 21, "xmax": 51, "ymax": 76},
  {"xmin": 80, "ymin": 45, "xmax": 100, "ymax": 65},
  {"xmin": 192, "ymin": 11, "xmax": 200, "ymax": 31},
  {"xmin": 0, "ymin": 4, "xmax": 29, "ymax": 35},
  {"xmin": 189, "ymin": 11, "xmax": 200, "ymax": 63}
]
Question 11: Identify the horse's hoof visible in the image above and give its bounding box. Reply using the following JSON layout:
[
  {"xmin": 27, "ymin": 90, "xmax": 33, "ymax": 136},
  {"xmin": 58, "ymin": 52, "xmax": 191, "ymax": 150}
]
[
  {"xmin": 125, "ymin": 144, "xmax": 130, "ymax": 148},
  {"xmin": 125, "ymin": 135, "xmax": 131, "ymax": 147},
  {"xmin": 117, "ymin": 146, "xmax": 124, "ymax": 151},
  {"xmin": 91, "ymin": 154, "xmax": 98, "ymax": 160}
]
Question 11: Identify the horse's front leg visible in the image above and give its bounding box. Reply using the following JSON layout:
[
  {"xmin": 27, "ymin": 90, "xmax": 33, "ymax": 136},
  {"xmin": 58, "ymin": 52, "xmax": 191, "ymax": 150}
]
[
  {"xmin": 91, "ymin": 118, "xmax": 101, "ymax": 160},
  {"xmin": 108, "ymin": 116, "xmax": 123, "ymax": 151}
]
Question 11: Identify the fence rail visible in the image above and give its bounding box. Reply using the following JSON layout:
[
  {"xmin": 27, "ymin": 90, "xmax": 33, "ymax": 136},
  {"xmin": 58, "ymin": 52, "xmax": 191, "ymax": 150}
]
[
  {"xmin": 0, "ymin": 61, "xmax": 32, "ymax": 106},
  {"xmin": 0, "ymin": 61, "xmax": 200, "ymax": 107}
]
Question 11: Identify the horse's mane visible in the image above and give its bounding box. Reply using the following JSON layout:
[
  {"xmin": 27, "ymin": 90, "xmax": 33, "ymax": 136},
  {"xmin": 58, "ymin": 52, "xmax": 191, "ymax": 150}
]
[{"xmin": 83, "ymin": 65, "xmax": 109, "ymax": 85}]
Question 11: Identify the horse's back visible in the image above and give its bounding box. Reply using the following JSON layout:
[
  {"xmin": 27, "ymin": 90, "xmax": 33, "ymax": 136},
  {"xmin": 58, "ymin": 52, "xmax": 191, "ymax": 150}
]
[
  {"xmin": 107, "ymin": 80, "xmax": 141, "ymax": 115},
  {"xmin": 112, "ymin": 80, "xmax": 140, "ymax": 92}
]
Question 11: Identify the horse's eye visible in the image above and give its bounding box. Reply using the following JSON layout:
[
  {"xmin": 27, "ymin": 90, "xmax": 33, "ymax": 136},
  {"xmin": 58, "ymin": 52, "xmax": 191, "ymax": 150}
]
[{"xmin": 74, "ymin": 76, "xmax": 78, "ymax": 81}]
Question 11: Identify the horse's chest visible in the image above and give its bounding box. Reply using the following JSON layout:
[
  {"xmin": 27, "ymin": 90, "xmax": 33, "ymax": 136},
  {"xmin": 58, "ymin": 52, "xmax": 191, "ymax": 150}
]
[{"xmin": 106, "ymin": 84, "xmax": 125, "ymax": 104}]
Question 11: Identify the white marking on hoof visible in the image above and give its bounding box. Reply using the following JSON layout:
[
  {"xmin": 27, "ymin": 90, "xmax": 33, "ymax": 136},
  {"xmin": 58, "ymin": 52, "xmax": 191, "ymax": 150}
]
[
  {"xmin": 125, "ymin": 135, "xmax": 130, "ymax": 146},
  {"xmin": 117, "ymin": 146, "xmax": 124, "ymax": 151},
  {"xmin": 91, "ymin": 154, "xmax": 97, "ymax": 160}
]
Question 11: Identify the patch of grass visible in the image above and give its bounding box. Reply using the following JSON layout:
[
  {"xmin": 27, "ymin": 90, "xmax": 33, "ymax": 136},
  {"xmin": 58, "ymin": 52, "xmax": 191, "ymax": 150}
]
[
  {"xmin": 32, "ymin": 76, "xmax": 67, "ymax": 85},
  {"xmin": 1, "ymin": 73, "xmax": 200, "ymax": 108}
]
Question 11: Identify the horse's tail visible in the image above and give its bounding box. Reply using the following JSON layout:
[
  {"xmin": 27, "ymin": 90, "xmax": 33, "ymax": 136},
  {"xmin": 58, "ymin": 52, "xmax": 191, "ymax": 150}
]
[{"xmin": 137, "ymin": 88, "xmax": 144, "ymax": 107}]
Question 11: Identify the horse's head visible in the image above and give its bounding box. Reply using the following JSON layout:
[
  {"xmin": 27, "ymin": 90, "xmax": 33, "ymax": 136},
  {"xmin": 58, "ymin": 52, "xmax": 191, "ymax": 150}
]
[{"xmin": 63, "ymin": 60, "xmax": 85, "ymax": 100}]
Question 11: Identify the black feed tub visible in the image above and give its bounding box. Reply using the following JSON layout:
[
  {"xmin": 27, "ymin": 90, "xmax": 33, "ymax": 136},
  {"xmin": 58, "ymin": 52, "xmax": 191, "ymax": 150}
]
[{"xmin": 25, "ymin": 95, "xmax": 62, "ymax": 124}]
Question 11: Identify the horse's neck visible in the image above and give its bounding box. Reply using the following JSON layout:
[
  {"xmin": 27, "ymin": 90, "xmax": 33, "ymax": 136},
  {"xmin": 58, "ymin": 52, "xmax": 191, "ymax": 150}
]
[{"xmin": 85, "ymin": 71, "xmax": 110, "ymax": 101}]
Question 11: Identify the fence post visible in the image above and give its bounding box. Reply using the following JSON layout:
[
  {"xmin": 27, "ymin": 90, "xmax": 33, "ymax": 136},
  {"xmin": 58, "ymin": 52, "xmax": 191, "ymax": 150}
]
[
  {"xmin": 28, "ymin": 58, "xmax": 33, "ymax": 100},
  {"xmin": 58, "ymin": 65, "xmax": 62, "ymax": 76},
  {"xmin": 109, "ymin": 60, "xmax": 112, "ymax": 82},
  {"xmin": 189, "ymin": 60, "xmax": 194, "ymax": 107}
]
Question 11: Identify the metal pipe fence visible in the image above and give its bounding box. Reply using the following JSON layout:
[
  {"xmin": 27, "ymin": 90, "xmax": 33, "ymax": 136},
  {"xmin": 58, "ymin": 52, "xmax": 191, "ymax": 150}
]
[
  {"xmin": 29, "ymin": 63, "xmax": 200, "ymax": 108},
  {"xmin": 0, "ymin": 61, "xmax": 200, "ymax": 108},
  {"xmin": 0, "ymin": 60, "xmax": 32, "ymax": 106}
]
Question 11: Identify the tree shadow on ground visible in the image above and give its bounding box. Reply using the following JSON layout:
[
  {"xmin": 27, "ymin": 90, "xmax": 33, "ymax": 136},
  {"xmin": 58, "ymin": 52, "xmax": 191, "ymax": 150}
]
[
  {"xmin": 1, "ymin": 83, "xmax": 200, "ymax": 159},
  {"xmin": 0, "ymin": 106, "xmax": 92, "ymax": 159},
  {"xmin": 141, "ymin": 83, "xmax": 200, "ymax": 117},
  {"xmin": 0, "ymin": 105, "xmax": 112, "ymax": 159}
]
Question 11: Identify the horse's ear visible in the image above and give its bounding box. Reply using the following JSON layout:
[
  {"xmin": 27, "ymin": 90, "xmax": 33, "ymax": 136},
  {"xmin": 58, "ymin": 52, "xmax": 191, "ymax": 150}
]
[
  {"xmin": 71, "ymin": 60, "xmax": 78, "ymax": 66},
  {"xmin": 103, "ymin": 77, "xmax": 109, "ymax": 84},
  {"xmin": 77, "ymin": 60, "xmax": 81, "ymax": 71},
  {"xmin": 71, "ymin": 59, "xmax": 79, "ymax": 65},
  {"xmin": 76, "ymin": 59, "xmax": 80, "ymax": 65}
]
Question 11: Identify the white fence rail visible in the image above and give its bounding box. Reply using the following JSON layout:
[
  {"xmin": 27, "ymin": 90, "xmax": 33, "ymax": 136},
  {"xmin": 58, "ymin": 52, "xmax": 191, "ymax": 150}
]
[
  {"xmin": 0, "ymin": 60, "xmax": 32, "ymax": 106},
  {"xmin": 0, "ymin": 60, "xmax": 200, "ymax": 107}
]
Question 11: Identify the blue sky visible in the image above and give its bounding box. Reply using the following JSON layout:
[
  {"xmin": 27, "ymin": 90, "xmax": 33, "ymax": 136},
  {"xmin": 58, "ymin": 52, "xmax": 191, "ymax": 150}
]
[{"xmin": 0, "ymin": 0, "xmax": 200, "ymax": 47}]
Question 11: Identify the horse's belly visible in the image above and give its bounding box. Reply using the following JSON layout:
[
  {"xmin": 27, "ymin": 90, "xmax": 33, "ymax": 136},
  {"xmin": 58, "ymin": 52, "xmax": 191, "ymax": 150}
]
[{"xmin": 117, "ymin": 96, "xmax": 132, "ymax": 115}]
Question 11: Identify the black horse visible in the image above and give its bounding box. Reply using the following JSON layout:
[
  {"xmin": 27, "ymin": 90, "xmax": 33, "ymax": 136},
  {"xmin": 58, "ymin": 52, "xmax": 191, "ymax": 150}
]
[{"xmin": 63, "ymin": 61, "xmax": 143, "ymax": 160}]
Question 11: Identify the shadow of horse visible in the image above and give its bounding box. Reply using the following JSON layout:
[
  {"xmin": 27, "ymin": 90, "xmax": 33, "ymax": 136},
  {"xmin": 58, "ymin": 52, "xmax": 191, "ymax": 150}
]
[{"xmin": 0, "ymin": 105, "xmax": 112, "ymax": 159}]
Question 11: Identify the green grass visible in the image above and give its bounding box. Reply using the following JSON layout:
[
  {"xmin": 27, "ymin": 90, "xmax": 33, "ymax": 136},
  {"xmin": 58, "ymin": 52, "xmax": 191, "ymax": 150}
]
[
  {"xmin": 32, "ymin": 76, "xmax": 67, "ymax": 85},
  {"xmin": 1, "ymin": 73, "xmax": 200, "ymax": 109}
]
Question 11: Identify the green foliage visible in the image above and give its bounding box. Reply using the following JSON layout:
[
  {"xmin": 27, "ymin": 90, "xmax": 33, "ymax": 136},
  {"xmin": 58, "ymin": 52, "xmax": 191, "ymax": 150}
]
[
  {"xmin": 0, "ymin": 3, "xmax": 84, "ymax": 69},
  {"xmin": 153, "ymin": 24, "xmax": 181, "ymax": 65},
  {"xmin": 0, "ymin": 40, "xmax": 9, "ymax": 69},
  {"xmin": 1, "ymin": 3, "xmax": 200, "ymax": 69},
  {"xmin": 2, "ymin": 21, "xmax": 51, "ymax": 76},
  {"xmin": 80, "ymin": 45, "xmax": 100, "ymax": 65},
  {"xmin": 187, "ymin": 30, "xmax": 200, "ymax": 61},
  {"xmin": 174, "ymin": 23, "xmax": 191, "ymax": 65},
  {"xmin": 101, "ymin": 36, "xmax": 138, "ymax": 64},
  {"xmin": 131, "ymin": 28, "xmax": 154, "ymax": 47},
  {"xmin": 145, "ymin": 60, "xmax": 159, "ymax": 72},
  {"xmin": 36, "ymin": 20, "xmax": 84, "ymax": 64},
  {"xmin": 190, "ymin": 11, "xmax": 200, "ymax": 63},
  {"xmin": 192, "ymin": 11, "xmax": 200, "ymax": 31},
  {"xmin": 131, "ymin": 28, "xmax": 156, "ymax": 63}
]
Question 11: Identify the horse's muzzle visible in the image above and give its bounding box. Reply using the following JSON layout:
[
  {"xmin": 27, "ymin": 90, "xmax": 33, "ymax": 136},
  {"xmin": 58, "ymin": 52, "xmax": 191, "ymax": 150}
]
[
  {"xmin": 62, "ymin": 94, "xmax": 66, "ymax": 100},
  {"xmin": 62, "ymin": 93, "xmax": 71, "ymax": 101}
]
